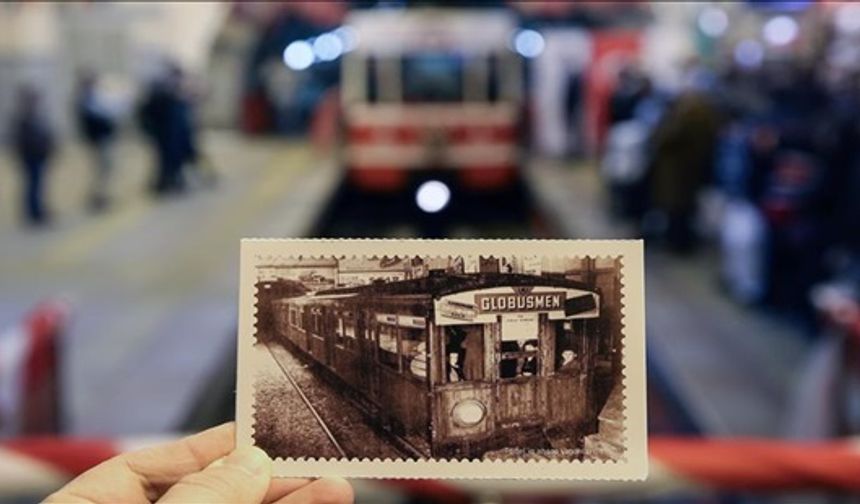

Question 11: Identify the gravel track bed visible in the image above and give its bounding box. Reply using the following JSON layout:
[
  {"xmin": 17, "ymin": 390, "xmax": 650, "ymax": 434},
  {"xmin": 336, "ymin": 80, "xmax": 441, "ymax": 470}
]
[
  {"xmin": 253, "ymin": 371, "xmax": 342, "ymax": 460},
  {"xmin": 264, "ymin": 342, "xmax": 403, "ymax": 460}
]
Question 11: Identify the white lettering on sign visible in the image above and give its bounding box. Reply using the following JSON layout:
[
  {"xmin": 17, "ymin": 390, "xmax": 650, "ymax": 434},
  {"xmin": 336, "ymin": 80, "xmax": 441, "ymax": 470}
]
[{"xmin": 475, "ymin": 292, "xmax": 565, "ymax": 314}]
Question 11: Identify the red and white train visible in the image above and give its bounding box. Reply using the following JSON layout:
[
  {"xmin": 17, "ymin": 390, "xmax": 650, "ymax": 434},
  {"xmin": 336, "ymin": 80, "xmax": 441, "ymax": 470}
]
[{"xmin": 339, "ymin": 9, "xmax": 525, "ymax": 193}]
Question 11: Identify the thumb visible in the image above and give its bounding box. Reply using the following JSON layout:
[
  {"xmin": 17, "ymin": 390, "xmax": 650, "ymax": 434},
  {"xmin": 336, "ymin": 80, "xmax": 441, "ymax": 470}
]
[{"xmin": 158, "ymin": 446, "xmax": 272, "ymax": 504}]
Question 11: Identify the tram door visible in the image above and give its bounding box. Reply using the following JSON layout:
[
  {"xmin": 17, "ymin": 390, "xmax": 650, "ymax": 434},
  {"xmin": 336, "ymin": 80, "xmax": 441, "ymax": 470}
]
[{"xmin": 494, "ymin": 314, "xmax": 543, "ymax": 427}]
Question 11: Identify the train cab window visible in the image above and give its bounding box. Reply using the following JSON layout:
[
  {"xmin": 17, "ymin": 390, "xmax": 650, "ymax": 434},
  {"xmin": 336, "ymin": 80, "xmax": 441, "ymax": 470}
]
[
  {"xmin": 378, "ymin": 324, "xmax": 399, "ymax": 370},
  {"xmin": 500, "ymin": 339, "xmax": 539, "ymax": 380},
  {"xmin": 444, "ymin": 326, "xmax": 484, "ymax": 383},
  {"xmin": 402, "ymin": 53, "xmax": 463, "ymax": 103}
]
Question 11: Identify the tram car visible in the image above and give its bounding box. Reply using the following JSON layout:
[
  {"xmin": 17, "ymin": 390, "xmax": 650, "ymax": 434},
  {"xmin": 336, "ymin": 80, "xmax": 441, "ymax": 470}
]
[
  {"xmin": 340, "ymin": 9, "xmax": 526, "ymax": 194},
  {"xmin": 270, "ymin": 272, "xmax": 611, "ymax": 459},
  {"xmin": 254, "ymin": 279, "xmax": 308, "ymax": 344}
]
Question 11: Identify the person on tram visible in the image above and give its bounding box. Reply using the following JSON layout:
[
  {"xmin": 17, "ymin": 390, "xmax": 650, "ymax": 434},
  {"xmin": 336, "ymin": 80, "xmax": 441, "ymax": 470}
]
[
  {"xmin": 521, "ymin": 341, "xmax": 538, "ymax": 376},
  {"xmin": 559, "ymin": 349, "xmax": 581, "ymax": 376},
  {"xmin": 448, "ymin": 352, "xmax": 464, "ymax": 382}
]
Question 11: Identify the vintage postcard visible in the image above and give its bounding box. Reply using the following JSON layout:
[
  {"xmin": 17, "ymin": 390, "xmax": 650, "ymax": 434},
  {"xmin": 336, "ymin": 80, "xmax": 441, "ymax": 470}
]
[{"xmin": 236, "ymin": 239, "xmax": 646, "ymax": 480}]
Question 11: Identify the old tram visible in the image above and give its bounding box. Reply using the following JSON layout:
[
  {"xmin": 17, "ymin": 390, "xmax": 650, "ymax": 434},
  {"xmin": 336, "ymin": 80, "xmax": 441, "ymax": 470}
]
[{"xmin": 270, "ymin": 272, "xmax": 612, "ymax": 458}]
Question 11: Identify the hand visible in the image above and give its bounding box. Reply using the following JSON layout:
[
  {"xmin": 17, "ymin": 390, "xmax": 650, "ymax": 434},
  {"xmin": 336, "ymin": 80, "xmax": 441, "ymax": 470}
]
[{"xmin": 45, "ymin": 422, "xmax": 353, "ymax": 503}]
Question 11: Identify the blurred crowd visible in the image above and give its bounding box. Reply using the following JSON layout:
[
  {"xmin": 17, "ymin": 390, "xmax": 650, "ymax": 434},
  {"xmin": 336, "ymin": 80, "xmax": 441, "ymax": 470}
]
[
  {"xmin": 600, "ymin": 47, "xmax": 860, "ymax": 436},
  {"xmin": 6, "ymin": 62, "xmax": 211, "ymax": 228}
]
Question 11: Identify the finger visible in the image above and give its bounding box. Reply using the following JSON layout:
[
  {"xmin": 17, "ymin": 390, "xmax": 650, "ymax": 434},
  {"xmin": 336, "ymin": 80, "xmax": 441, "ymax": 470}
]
[
  {"xmin": 124, "ymin": 422, "xmax": 237, "ymax": 499},
  {"xmin": 157, "ymin": 445, "xmax": 272, "ymax": 503},
  {"xmin": 45, "ymin": 424, "xmax": 238, "ymax": 503},
  {"xmin": 271, "ymin": 477, "xmax": 353, "ymax": 504},
  {"xmin": 264, "ymin": 478, "xmax": 316, "ymax": 503}
]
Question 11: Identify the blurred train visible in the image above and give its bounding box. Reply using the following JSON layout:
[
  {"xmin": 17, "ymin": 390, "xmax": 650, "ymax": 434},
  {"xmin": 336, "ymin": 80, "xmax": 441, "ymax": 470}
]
[
  {"xmin": 339, "ymin": 9, "xmax": 526, "ymax": 197},
  {"xmin": 270, "ymin": 271, "xmax": 611, "ymax": 459}
]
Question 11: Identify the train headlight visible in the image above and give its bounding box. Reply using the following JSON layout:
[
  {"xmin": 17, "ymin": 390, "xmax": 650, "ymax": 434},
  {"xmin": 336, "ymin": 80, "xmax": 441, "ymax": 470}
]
[
  {"xmin": 451, "ymin": 399, "xmax": 486, "ymax": 427},
  {"xmin": 415, "ymin": 180, "xmax": 450, "ymax": 213}
]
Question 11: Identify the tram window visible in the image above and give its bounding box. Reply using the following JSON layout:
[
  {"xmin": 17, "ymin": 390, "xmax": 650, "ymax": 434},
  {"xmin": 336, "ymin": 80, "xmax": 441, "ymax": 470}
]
[
  {"xmin": 310, "ymin": 309, "xmax": 322, "ymax": 335},
  {"xmin": 300, "ymin": 307, "xmax": 310, "ymax": 330},
  {"xmin": 378, "ymin": 324, "xmax": 399, "ymax": 370},
  {"xmin": 401, "ymin": 328, "xmax": 427, "ymax": 379},
  {"xmin": 444, "ymin": 326, "xmax": 484, "ymax": 383},
  {"xmin": 335, "ymin": 315, "xmax": 357, "ymax": 349},
  {"xmin": 289, "ymin": 308, "xmax": 297, "ymax": 327},
  {"xmin": 500, "ymin": 339, "xmax": 539, "ymax": 379}
]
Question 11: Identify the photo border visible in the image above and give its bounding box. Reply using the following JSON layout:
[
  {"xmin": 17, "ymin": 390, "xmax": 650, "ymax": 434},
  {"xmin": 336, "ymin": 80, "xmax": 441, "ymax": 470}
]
[{"xmin": 236, "ymin": 238, "xmax": 647, "ymax": 480}]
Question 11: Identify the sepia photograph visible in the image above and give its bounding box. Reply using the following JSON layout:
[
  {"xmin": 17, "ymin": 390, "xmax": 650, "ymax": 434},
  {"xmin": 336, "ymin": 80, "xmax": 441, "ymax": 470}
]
[{"xmin": 236, "ymin": 239, "xmax": 646, "ymax": 480}]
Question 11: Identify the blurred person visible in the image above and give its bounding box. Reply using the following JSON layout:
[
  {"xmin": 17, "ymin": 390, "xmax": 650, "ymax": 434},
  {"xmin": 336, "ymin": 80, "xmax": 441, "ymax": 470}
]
[
  {"xmin": 182, "ymin": 76, "xmax": 219, "ymax": 189},
  {"xmin": 45, "ymin": 422, "xmax": 353, "ymax": 503},
  {"xmin": 608, "ymin": 65, "xmax": 651, "ymax": 125},
  {"xmin": 75, "ymin": 70, "xmax": 118, "ymax": 212},
  {"xmin": 9, "ymin": 85, "xmax": 55, "ymax": 227},
  {"xmin": 648, "ymin": 85, "xmax": 721, "ymax": 253},
  {"xmin": 138, "ymin": 63, "xmax": 196, "ymax": 195}
]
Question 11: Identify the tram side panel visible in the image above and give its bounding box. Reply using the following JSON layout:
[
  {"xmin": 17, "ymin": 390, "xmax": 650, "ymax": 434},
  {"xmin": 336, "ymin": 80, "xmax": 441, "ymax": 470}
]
[{"xmin": 365, "ymin": 303, "xmax": 432, "ymax": 439}]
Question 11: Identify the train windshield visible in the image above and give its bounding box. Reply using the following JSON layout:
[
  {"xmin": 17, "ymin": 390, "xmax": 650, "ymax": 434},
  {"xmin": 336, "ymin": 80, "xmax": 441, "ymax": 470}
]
[{"xmin": 402, "ymin": 53, "xmax": 463, "ymax": 103}]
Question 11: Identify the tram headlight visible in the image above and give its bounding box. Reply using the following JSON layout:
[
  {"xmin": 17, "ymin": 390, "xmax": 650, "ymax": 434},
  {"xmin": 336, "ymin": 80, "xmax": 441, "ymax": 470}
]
[{"xmin": 451, "ymin": 399, "xmax": 486, "ymax": 427}]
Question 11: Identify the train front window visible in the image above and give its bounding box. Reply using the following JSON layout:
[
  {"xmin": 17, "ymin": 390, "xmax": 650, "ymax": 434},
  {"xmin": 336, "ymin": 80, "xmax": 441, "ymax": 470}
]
[
  {"xmin": 402, "ymin": 53, "xmax": 463, "ymax": 103},
  {"xmin": 500, "ymin": 339, "xmax": 540, "ymax": 380},
  {"xmin": 444, "ymin": 325, "xmax": 484, "ymax": 383}
]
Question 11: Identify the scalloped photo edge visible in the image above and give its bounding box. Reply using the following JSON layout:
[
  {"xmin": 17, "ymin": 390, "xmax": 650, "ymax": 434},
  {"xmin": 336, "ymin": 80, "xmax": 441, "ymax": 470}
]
[{"xmin": 236, "ymin": 239, "xmax": 647, "ymax": 480}]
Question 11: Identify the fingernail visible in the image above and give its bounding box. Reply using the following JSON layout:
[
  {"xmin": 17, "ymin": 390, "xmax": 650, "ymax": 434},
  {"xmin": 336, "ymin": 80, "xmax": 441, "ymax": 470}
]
[{"xmin": 223, "ymin": 446, "xmax": 271, "ymax": 476}]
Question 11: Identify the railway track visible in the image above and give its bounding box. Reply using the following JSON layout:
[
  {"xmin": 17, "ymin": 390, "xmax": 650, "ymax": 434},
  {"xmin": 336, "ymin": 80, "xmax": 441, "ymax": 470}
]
[
  {"xmin": 266, "ymin": 341, "xmax": 426, "ymax": 460},
  {"xmin": 266, "ymin": 345, "xmax": 347, "ymax": 458}
]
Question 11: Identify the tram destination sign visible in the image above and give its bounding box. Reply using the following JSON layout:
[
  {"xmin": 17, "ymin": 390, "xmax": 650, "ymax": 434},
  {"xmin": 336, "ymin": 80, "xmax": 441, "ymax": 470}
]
[{"xmin": 474, "ymin": 291, "xmax": 565, "ymax": 314}]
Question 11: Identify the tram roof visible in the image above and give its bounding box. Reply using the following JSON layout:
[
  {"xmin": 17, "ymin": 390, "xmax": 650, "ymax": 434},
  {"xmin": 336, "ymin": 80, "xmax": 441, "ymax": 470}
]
[
  {"xmin": 345, "ymin": 8, "xmax": 516, "ymax": 56},
  {"xmin": 316, "ymin": 273, "xmax": 593, "ymax": 299}
]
